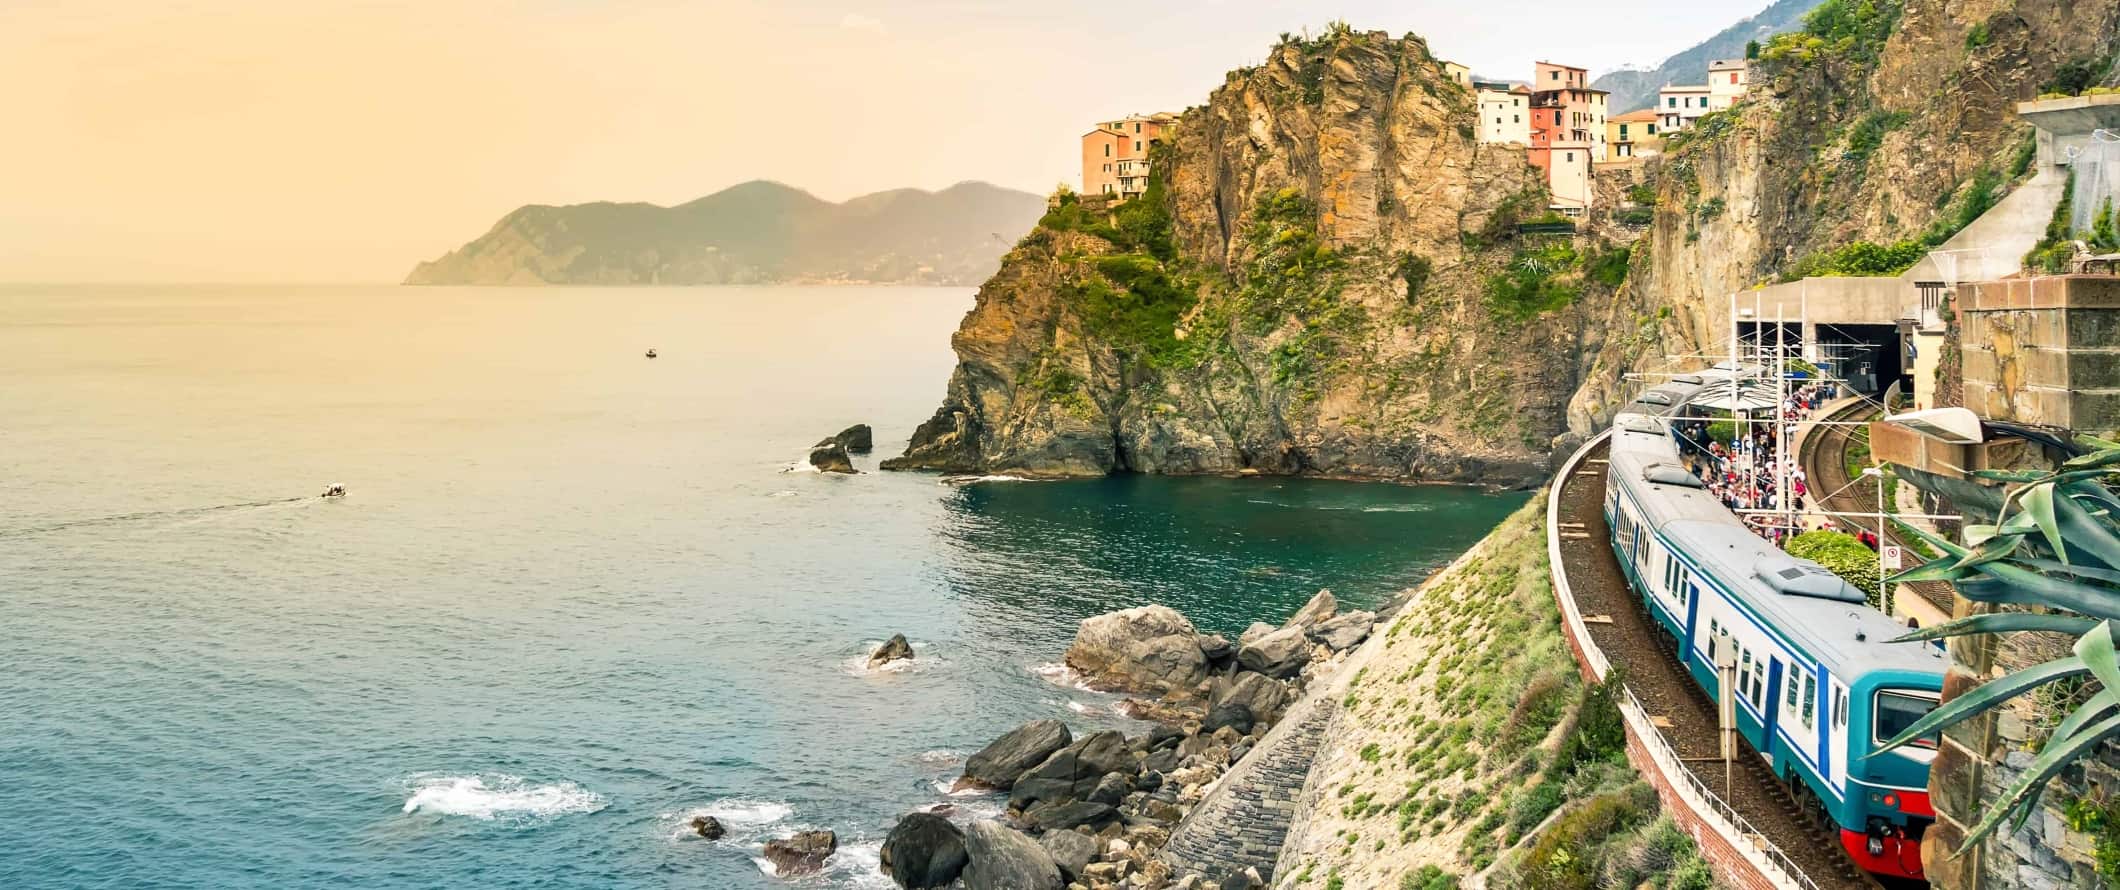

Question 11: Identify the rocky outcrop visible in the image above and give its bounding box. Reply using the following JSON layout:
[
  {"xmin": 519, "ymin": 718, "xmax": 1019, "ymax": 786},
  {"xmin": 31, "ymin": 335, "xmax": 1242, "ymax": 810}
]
[
  {"xmin": 881, "ymin": 813, "xmax": 968, "ymax": 889},
  {"xmin": 884, "ymin": 30, "xmax": 1604, "ymax": 486},
  {"xmin": 1234, "ymin": 627, "xmax": 1310, "ymax": 679},
  {"xmin": 1008, "ymin": 731, "xmax": 1135, "ymax": 812},
  {"xmin": 1305, "ymin": 611, "xmax": 1374, "ymax": 651},
  {"xmin": 688, "ymin": 815, "xmax": 725, "ymax": 840},
  {"xmin": 762, "ymin": 829, "xmax": 838, "ymax": 876},
  {"xmin": 809, "ymin": 441, "xmax": 856, "ymax": 474},
  {"xmin": 868, "ymin": 633, "xmax": 915, "ymax": 668},
  {"xmin": 1064, "ymin": 606, "xmax": 1210, "ymax": 698},
  {"xmin": 960, "ymin": 719, "xmax": 1073, "ymax": 790},
  {"xmin": 832, "ymin": 424, "xmax": 875, "ymax": 453}
]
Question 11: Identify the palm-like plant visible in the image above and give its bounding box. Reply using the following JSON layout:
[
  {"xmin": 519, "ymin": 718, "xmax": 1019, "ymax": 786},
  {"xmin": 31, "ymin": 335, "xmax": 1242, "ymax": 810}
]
[{"xmin": 1878, "ymin": 436, "xmax": 2120, "ymax": 854}]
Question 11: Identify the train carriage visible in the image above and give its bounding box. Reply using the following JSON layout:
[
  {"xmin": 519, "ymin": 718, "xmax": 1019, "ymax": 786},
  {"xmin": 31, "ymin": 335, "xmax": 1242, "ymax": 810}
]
[{"xmin": 1601, "ymin": 387, "xmax": 1946, "ymax": 881}]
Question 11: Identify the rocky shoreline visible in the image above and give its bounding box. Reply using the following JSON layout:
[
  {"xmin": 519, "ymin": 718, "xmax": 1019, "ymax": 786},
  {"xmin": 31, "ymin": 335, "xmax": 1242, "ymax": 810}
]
[{"xmin": 773, "ymin": 590, "xmax": 1381, "ymax": 889}]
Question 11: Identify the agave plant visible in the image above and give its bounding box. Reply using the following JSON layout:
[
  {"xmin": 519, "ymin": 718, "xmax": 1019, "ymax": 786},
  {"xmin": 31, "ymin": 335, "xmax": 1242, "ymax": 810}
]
[{"xmin": 1876, "ymin": 435, "xmax": 2120, "ymax": 854}]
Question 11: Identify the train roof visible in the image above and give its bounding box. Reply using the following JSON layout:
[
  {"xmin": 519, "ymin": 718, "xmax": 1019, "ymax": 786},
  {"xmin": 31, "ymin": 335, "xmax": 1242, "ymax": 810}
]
[{"xmin": 1608, "ymin": 411, "xmax": 1948, "ymax": 680}]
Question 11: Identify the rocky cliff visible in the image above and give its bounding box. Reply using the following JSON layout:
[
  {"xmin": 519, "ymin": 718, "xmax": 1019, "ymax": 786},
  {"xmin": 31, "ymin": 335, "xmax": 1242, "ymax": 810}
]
[
  {"xmin": 1568, "ymin": 0, "xmax": 2120, "ymax": 431},
  {"xmin": 887, "ymin": 29, "xmax": 1642, "ymax": 486},
  {"xmin": 405, "ymin": 180, "xmax": 1045, "ymax": 286}
]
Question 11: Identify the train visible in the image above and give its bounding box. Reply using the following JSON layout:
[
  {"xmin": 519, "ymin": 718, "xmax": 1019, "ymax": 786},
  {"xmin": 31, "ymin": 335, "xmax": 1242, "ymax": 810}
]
[{"xmin": 1600, "ymin": 369, "xmax": 1947, "ymax": 881}]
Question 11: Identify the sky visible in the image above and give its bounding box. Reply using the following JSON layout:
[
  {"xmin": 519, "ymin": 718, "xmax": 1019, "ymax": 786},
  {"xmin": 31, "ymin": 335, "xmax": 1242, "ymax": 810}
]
[{"xmin": 0, "ymin": 0, "xmax": 1773, "ymax": 282}]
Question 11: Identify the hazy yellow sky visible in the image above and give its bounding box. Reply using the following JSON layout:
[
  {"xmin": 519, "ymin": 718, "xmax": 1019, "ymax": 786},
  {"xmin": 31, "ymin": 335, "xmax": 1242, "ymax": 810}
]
[{"xmin": 1, "ymin": 0, "xmax": 1770, "ymax": 282}]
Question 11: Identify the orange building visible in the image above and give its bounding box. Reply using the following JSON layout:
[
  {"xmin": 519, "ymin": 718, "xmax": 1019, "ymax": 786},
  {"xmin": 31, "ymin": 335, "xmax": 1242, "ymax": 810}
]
[
  {"xmin": 1523, "ymin": 61, "xmax": 1607, "ymax": 211},
  {"xmin": 1081, "ymin": 113, "xmax": 1176, "ymax": 198}
]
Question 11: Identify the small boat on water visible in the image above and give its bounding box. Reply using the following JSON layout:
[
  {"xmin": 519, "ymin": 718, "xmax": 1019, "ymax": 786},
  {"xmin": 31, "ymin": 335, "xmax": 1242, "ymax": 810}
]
[
  {"xmin": 645, "ymin": 349, "xmax": 658, "ymax": 359},
  {"xmin": 321, "ymin": 483, "xmax": 346, "ymax": 498}
]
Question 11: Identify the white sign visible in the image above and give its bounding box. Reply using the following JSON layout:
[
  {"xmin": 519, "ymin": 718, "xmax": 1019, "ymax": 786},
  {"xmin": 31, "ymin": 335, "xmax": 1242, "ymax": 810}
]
[{"xmin": 1881, "ymin": 545, "xmax": 1904, "ymax": 571}]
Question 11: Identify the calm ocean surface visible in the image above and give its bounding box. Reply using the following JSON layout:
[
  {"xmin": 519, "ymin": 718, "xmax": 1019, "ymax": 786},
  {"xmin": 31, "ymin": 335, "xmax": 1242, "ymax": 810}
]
[{"xmin": 0, "ymin": 284, "xmax": 1527, "ymax": 889}]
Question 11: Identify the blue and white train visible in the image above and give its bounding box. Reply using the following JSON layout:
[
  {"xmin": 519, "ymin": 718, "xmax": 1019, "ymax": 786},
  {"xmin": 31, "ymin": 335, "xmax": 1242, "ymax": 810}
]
[{"xmin": 1601, "ymin": 374, "xmax": 1947, "ymax": 881}]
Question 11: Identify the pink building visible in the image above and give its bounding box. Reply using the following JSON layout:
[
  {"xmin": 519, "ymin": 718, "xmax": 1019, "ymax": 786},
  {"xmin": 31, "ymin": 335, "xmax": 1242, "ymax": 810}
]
[
  {"xmin": 1525, "ymin": 61, "xmax": 1607, "ymax": 211},
  {"xmin": 1081, "ymin": 113, "xmax": 1175, "ymax": 198}
]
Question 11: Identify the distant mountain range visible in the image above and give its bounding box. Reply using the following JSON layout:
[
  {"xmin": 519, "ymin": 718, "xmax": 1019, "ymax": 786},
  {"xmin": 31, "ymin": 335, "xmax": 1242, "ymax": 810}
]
[
  {"xmin": 405, "ymin": 180, "xmax": 1047, "ymax": 286},
  {"xmin": 1591, "ymin": 0, "xmax": 1824, "ymax": 113}
]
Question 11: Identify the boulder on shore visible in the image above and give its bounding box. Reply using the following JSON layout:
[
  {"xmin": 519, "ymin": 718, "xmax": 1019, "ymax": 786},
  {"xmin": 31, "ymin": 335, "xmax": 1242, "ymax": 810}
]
[
  {"xmin": 1210, "ymin": 671, "xmax": 1289, "ymax": 725},
  {"xmin": 688, "ymin": 815, "xmax": 725, "ymax": 840},
  {"xmin": 1201, "ymin": 701, "xmax": 1255, "ymax": 736},
  {"xmin": 1040, "ymin": 830, "xmax": 1098, "ymax": 883},
  {"xmin": 832, "ymin": 424, "xmax": 875, "ymax": 453},
  {"xmin": 881, "ymin": 812, "xmax": 968, "ymax": 889},
  {"xmin": 960, "ymin": 719, "xmax": 1072, "ymax": 790},
  {"xmin": 1281, "ymin": 589, "xmax": 1338, "ymax": 632},
  {"xmin": 1065, "ymin": 605, "xmax": 1208, "ymax": 697},
  {"xmin": 1196, "ymin": 634, "xmax": 1234, "ymax": 662},
  {"xmin": 1021, "ymin": 799, "xmax": 1118, "ymax": 832},
  {"xmin": 1306, "ymin": 610, "xmax": 1376, "ymax": 651},
  {"xmin": 1008, "ymin": 730, "xmax": 1134, "ymax": 812},
  {"xmin": 869, "ymin": 633, "xmax": 916, "ymax": 668},
  {"xmin": 809, "ymin": 441, "xmax": 856, "ymax": 474},
  {"xmin": 961, "ymin": 821, "xmax": 1064, "ymax": 890},
  {"xmin": 1234, "ymin": 626, "xmax": 1311, "ymax": 679},
  {"xmin": 1237, "ymin": 621, "xmax": 1275, "ymax": 646},
  {"xmin": 762, "ymin": 829, "xmax": 838, "ymax": 876}
]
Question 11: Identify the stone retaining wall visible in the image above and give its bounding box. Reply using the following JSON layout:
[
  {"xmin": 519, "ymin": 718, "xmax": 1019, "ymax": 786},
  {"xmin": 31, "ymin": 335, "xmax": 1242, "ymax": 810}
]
[{"xmin": 1157, "ymin": 685, "xmax": 1339, "ymax": 882}]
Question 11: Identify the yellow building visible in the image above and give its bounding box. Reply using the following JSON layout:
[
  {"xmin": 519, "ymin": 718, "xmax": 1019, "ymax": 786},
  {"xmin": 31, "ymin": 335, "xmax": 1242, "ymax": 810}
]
[{"xmin": 1606, "ymin": 109, "xmax": 1662, "ymax": 159}]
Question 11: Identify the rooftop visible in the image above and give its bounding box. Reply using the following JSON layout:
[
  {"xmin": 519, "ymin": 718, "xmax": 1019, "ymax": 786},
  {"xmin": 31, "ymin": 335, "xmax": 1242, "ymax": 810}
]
[
  {"xmin": 1708, "ymin": 59, "xmax": 1748, "ymax": 71},
  {"xmin": 1660, "ymin": 84, "xmax": 1711, "ymax": 94},
  {"xmin": 1611, "ymin": 109, "xmax": 1661, "ymax": 123}
]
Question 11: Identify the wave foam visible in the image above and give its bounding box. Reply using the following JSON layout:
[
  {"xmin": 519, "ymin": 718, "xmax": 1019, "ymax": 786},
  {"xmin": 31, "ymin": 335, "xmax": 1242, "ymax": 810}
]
[
  {"xmin": 1031, "ymin": 662, "xmax": 1100, "ymax": 692},
  {"xmin": 939, "ymin": 474, "xmax": 1045, "ymax": 485},
  {"xmin": 399, "ymin": 774, "xmax": 605, "ymax": 822}
]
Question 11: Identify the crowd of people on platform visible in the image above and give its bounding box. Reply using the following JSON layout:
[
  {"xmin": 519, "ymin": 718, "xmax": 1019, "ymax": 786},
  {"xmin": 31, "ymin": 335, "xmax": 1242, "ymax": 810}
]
[{"xmin": 1669, "ymin": 381, "xmax": 1839, "ymax": 547}]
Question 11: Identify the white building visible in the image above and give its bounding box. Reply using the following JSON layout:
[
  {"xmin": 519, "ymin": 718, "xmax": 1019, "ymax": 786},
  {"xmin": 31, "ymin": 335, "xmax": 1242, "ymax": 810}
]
[
  {"xmin": 1475, "ymin": 81, "xmax": 1530, "ymax": 145},
  {"xmin": 1707, "ymin": 59, "xmax": 1749, "ymax": 111},
  {"xmin": 1440, "ymin": 60, "xmax": 1472, "ymax": 91},
  {"xmin": 1658, "ymin": 84, "xmax": 1712, "ymax": 132}
]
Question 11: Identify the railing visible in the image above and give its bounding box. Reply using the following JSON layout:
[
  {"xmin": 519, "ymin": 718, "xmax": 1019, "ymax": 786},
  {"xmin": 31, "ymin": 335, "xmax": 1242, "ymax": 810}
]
[{"xmin": 1546, "ymin": 433, "xmax": 1824, "ymax": 890}]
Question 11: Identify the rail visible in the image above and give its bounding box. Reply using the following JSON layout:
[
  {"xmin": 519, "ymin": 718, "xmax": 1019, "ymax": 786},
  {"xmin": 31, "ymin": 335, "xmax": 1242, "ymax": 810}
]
[{"xmin": 1547, "ymin": 433, "xmax": 1827, "ymax": 890}]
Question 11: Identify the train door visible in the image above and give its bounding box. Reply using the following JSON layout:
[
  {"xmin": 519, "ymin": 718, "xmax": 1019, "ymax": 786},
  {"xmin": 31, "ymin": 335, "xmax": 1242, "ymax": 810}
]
[
  {"xmin": 1826, "ymin": 677, "xmax": 1851, "ymax": 796},
  {"xmin": 1762, "ymin": 658, "xmax": 1784, "ymax": 762}
]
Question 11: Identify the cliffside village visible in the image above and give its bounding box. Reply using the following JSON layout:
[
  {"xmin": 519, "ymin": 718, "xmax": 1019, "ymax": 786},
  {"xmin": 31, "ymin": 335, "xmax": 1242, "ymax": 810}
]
[{"xmin": 1081, "ymin": 58, "xmax": 1749, "ymax": 214}]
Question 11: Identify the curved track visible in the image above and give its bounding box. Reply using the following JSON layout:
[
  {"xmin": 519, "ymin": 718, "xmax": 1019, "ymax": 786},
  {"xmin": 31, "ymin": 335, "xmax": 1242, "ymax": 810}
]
[
  {"xmin": 1554, "ymin": 439, "xmax": 1879, "ymax": 890},
  {"xmin": 1798, "ymin": 399, "xmax": 1956, "ymax": 615}
]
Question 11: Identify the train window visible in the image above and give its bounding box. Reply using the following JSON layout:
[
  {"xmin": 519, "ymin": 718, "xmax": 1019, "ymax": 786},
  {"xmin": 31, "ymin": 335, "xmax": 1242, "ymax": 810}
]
[
  {"xmin": 1784, "ymin": 668, "xmax": 1800, "ymax": 713},
  {"xmin": 1875, "ymin": 692, "xmax": 1940, "ymax": 749},
  {"xmin": 1834, "ymin": 689, "xmax": 1848, "ymax": 728},
  {"xmin": 1802, "ymin": 679, "xmax": 1816, "ymax": 729}
]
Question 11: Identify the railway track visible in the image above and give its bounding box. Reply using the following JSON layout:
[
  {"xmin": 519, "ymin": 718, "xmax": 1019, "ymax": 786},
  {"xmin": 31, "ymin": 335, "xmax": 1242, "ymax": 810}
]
[
  {"xmin": 1554, "ymin": 440, "xmax": 1882, "ymax": 890},
  {"xmin": 1798, "ymin": 398, "xmax": 1956, "ymax": 615}
]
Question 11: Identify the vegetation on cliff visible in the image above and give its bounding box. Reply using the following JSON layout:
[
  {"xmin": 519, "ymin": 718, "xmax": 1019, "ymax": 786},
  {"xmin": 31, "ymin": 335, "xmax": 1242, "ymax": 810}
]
[{"xmin": 891, "ymin": 28, "xmax": 1634, "ymax": 484}]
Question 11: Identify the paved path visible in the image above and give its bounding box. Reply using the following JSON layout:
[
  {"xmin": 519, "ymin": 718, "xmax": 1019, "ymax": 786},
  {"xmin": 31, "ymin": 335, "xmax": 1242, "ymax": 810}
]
[{"xmin": 1158, "ymin": 689, "xmax": 1338, "ymax": 883}]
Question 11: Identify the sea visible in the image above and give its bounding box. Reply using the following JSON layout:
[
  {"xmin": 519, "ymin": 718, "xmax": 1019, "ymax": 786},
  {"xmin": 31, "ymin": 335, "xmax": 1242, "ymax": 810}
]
[{"xmin": 0, "ymin": 284, "xmax": 1528, "ymax": 889}]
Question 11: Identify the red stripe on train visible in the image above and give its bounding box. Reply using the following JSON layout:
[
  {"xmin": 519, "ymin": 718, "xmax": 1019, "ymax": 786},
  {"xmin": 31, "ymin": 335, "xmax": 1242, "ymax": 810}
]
[{"xmin": 1840, "ymin": 828, "xmax": 1926, "ymax": 880}]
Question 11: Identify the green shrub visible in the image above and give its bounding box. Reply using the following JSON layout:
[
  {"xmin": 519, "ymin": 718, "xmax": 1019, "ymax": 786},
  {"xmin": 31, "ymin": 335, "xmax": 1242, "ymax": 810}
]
[
  {"xmin": 1399, "ymin": 865, "xmax": 1458, "ymax": 890},
  {"xmin": 2093, "ymin": 197, "xmax": 2119, "ymax": 252},
  {"xmin": 2045, "ymin": 54, "xmax": 2110, "ymax": 96},
  {"xmin": 2025, "ymin": 169, "xmax": 2078, "ymax": 272},
  {"xmin": 1616, "ymin": 207, "xmax": 1656, "ymax": 226},
  {"xmin": 1964, "ymin": 21, "xmax": 1991, "ymax": 49},
  {"xmin": 1396, "ymin": 252, "xmax": 1433, "ymax": 303},
  {"xmin": 1787, "ymin": 239, "xmax": 1928, "ymax": 278},
  {"xmin": 1485, "ymin": 241, "xmax": 1582, "ymax": 322},
  {"xmin": 1787, "ymin": 529, "xmax": 1882, "ymax": 604},
  {"xmin": 1626, "ymin": 184, "xmax": 1658, "ymax": 206},
  {"xmin": 1588, "ymin": 246, "xmax": 1631, "ymax": 289},
  {"xmin": 1505, "ymin": 780, "xmax": 1565, "ymax": 843},
  {"xmin": 1844, "ymin": 110, "xmax": 1910, "ymax": 163},
  {"xmin": 2009, "ymin": 131, "xmax": 2038, "ymax": 179}
]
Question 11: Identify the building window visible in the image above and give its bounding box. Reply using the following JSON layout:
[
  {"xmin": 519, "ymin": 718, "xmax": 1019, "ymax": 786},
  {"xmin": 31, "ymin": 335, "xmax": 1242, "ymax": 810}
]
[
  {"xmin": 1551, "ymin": 71, "xmax": 1559, "ymax": 80},
  {"xmin": 1667, "ymin": 97, "xmax": 1676, "ymax": 108},
  {"xmin": 1134, "ymin": 140, "xmax": 1142, "ymax": 151},
  {"xmin": 1104, "ymin": 144, "xmax": 1111, "ymax": 157},
  {"xmin": 1513, "ymin": 114, "xmax": 1519, "ymax": 123}
]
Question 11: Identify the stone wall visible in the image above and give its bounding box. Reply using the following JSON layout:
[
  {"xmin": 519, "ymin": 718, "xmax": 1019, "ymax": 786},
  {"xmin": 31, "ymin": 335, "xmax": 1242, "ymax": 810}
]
[
  {"xmin": 1156, "ymin": 692, "xmax": 1338, "ymax": 882},
  {"xmin": 1959, "ymin": 275, "xmax": 2120, "ymax": 434}
]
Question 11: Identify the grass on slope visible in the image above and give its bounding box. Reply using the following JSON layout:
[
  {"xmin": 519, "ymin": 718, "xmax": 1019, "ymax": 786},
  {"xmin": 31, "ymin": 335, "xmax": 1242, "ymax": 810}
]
[{"xmin": 1277, "ymin": 497, "xmax": 1717, "ymax": 889}]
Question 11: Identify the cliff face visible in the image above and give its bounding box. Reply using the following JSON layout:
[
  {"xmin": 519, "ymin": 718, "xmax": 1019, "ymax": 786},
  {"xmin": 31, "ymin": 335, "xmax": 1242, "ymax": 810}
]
[
  {"xmin": 1568, "ymin": 0, "xmax": 2120, "ymax": 431},
  {"xmin": 887, "ymin": 31, "xmax": 1637, "ymax": 486},
  {"xmin": 404, "ymin": 181, "xmax": 1045, "ymax": 286}
]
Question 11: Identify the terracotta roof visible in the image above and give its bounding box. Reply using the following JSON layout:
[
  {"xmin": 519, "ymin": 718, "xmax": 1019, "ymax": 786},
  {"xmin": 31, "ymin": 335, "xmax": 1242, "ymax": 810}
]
[{"xmin": 1611, "ymin": 109, "xmax": 1660, "ymax": 123}]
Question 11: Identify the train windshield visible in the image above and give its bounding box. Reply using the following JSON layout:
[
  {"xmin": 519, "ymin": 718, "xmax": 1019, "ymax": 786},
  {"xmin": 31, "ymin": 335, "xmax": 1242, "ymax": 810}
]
[{"xmin": 1875, "ymin": 691, "xmax": 1940, "ymax": 749}]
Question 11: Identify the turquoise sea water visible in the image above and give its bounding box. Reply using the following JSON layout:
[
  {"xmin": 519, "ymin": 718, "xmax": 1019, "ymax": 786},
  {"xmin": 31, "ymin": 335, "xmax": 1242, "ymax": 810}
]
[{"xmin": 0, "ymin": 284, "xmax": 1526, "ymax": 888}]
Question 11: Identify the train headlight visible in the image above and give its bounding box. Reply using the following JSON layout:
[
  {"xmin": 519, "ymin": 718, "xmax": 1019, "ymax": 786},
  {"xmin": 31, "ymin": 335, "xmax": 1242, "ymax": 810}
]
[
  {"xmin": 1882, "ymin": 793, "xmax": 1900, "ymax": 810},
  {"xmin": 1866, "ymin": 835, "xmax": 1885, "ymax": 856}
]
